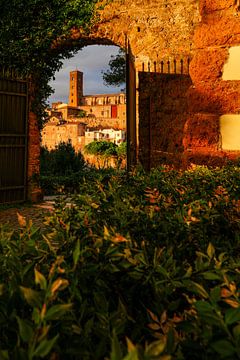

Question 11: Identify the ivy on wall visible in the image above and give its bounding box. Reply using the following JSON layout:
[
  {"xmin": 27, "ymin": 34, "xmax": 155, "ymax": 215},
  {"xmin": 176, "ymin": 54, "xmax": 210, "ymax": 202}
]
[{"xmin": 0, "ymin": 0, "xmax": 98, "ymax": 128}]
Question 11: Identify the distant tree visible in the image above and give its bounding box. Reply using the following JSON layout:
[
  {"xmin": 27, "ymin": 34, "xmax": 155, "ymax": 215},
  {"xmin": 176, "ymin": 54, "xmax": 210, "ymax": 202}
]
[
  {"xmin": 40, "ymin": 141, "xmax": 85, "ymax": 176},
  {"xmin": 116, "ymin": 141, "xmax": 126, "ymax": 158},
  {"xmin": 102, "ymin": 49, "xmax": 126, "ymax": 88},
  {"xmin": 77, "ymin": 109, "xmax": 87, "ymax": 118},
  {"xmin": 85, "ymin": 141, "xmax": 118, "ymax": 157}
]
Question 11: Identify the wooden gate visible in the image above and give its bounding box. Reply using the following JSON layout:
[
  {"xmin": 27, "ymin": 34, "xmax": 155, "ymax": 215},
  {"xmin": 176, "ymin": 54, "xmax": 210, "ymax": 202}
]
[
  {"xmin": 0, "ymin": 69, "xmax": 28, "ymax": 203},
  {"xmin": 138, "ymin": 59, "xmax": 192, "ymax": 170},
  {"xmin": 126, "ymin": 42, "xmax": 137, "ymax": 171}
]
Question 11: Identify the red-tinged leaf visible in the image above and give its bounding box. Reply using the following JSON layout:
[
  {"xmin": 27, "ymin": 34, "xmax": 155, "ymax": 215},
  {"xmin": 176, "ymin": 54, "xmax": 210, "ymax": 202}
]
[
  {"xmin": 224, "ymin": 299, "xmax": 239, "ymax": 309},
  {"xmin": 148, "ymin": 323, "xmax": 161, "ymax": 331},
  {"xmin": 147, "ymin": 309, "xmax": 159, "ymax": 323}
]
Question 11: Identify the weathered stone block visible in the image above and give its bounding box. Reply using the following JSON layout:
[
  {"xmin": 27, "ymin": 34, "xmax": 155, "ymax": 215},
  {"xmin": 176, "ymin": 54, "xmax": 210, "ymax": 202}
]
[
  {"xmin": 188, "ymin": 81, "xmax": 240, "ymax": 113},
  {"xmin": 183, "ymin": 113, "xmax": 220, "ymax": 150},
  {"xmin": 199, "ymin": 0, "xmax": 234, "ymax": 15},
  {"xmin": 194, "ymin": 16, "xmax": 240, "ymax": 48},
  {"xmin": 190, "ymin": 48, "xmax": 228, "ymax": 84}
]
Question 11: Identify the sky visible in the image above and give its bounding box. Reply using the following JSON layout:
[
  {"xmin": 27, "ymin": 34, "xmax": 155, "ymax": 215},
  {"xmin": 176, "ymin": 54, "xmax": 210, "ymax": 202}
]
[{"xmin": 48, "ymin": 45, "xmax": 122, "ymax": 105}]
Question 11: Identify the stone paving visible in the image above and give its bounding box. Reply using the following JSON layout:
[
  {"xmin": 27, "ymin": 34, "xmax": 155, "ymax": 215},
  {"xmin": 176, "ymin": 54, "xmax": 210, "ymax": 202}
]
[{"xmin": 0, "ymin": 200, "xmax": 54, "ymax": 231}]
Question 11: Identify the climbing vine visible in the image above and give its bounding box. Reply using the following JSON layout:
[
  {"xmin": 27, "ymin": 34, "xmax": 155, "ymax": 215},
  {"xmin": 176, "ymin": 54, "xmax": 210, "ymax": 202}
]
[{"xmin": 0, "ymin": 0, "xmax": 99, "ymax": 128}]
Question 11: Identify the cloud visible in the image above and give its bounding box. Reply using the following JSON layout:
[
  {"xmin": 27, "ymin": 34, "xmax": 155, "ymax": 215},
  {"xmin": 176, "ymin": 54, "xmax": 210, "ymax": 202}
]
[{"xmin": 48, "ymin": 45, "xmax": 122, "ymax": 104}]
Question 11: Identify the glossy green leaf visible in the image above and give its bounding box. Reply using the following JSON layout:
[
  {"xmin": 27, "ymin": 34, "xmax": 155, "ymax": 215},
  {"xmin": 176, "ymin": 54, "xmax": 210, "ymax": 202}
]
[
  {"xmin": 210, "ymin": 286, "xmax": 221, "ymax": 302},
  {"xmin": 34, "ymin": 268, "xmax": 47, "ymax": 290},
  {"xmin": 202, "ymin": 272, "xmax": 221, "ymax": 280},
  {"xmin": 122, "ymin": 339, "xmax": 139, "ymax": 360},
  {"xmin": 73, "ymin": 239, "xmax": 81, "ymax": 268},
  {"xmin": 187, "ymin": 281, "xmax": 209, "ymax": 299},
  {"xmin": 33, "ymin": 335, "xmax": 59, "ymax": 358},
  {"xmin": 225, "ymin": 308, "xmax": 240, "ymax": 325},
  {"xmin": 211, "ymin": 340, "xmax": 235, "ymax": 358},
  {"xmin": 233, "ymin": 324, "xmax": 240, "ymax": 339},
  {"xmin": 16, "ymin": 316, "xmax": 33, "ymax": 343},
  {"xmin": 110, "ymin": 330, "xmax": 122, "ymax": 360},
  {"xmin": 195, "ymin": 301, "xmax": 222, "ymax": 325},
  {"xmin": 20, "ymin": 286, "xmax": 42, "ymax": 308},
  {"xmin": 207, "ymin": 243, "xmax": 215, "ymax": 259},
  {"xmin": 146, "ymin": 339, "xmax": 166, "ymax": 356},
  {"xmin": 45, "ymin": 303, "xmax": 72, "ymax": 321}
]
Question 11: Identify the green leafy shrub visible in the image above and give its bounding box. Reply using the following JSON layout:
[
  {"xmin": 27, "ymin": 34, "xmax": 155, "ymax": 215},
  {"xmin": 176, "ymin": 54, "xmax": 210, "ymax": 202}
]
[
  {"xmin": 1, "ymin": 165, "xmax": 240, "ymax": 359},
  {"xmin": 116, "ymin": 141, "xmax": 127, "ymax": 158},
  {"xmin": 40, "ymin": 141, "xmax": 85, "ymax": 176},
  {"xmin": 40, "ymin": 141, "xmax": 86, "ymax": 194},
  {"xmin": 84, "ymin": 141, "xmax": 118, "ymax": 157}
]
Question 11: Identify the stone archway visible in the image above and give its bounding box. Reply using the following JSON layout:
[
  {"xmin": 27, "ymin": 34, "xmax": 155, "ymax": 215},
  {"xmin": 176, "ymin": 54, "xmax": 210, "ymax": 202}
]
[
  {"xmin": 58, "ymin": 0, "xmax": 201, "ymax": 66},
  {"xmin": 29, "ymin": 0, "xmax": 240, "ymax": 198},
  {"xmin": 28, "ymin": 0, "xmax": 201, "ymax": 200}
]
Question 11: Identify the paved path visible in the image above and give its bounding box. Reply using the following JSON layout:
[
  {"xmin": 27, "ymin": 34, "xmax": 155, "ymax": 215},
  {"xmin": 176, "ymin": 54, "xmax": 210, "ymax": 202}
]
[{"xmin": 0, "ymin": 201, "xmax": 54, "ymax": 231}]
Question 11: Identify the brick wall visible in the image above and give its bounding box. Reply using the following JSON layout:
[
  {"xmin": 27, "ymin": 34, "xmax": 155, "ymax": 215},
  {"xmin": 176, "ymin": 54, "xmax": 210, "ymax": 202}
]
[{"xmin": 27, "ymin": 111, "xmax": 42, "ymax": 201}]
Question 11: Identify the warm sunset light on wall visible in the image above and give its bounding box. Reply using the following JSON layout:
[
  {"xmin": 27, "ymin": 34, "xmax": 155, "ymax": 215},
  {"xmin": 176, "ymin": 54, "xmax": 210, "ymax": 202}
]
[
  {"xmin": 220, "ymin": 114, "xmax": 240, "ymax": 150},
  {"xmin": 222, "ymin": 46, "xmax": 240, "ymax": 80}
]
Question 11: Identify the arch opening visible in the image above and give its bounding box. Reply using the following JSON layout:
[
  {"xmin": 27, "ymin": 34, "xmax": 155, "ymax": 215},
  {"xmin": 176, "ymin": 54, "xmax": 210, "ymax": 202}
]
[{"xmin": 40, "ymin": 44, "xmax": 128, "ymax": 190}]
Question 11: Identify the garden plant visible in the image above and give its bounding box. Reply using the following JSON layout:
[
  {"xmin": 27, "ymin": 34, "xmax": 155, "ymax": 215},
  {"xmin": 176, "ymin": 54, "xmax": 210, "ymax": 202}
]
[{"xmin": 0, "ymin": 163, "xmax": 240, "ymax": 359}]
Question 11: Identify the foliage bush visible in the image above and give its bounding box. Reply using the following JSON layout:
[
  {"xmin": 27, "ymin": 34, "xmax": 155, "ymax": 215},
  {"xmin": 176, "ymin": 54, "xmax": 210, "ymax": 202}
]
[
  {"xmin": 40, "ymin": 141, "xmax": 86, "ymax": 194},
  {"xmin": 0, "ymin": 164, "xmax": 240, "ymax": 359},
  {"xmin": 0, "ymin": 0, "xmax": 98, "ymax": 127},
  {"xmin": 84, "ymin": 141, "xmax": 126, "ymax": 169},
  {"xmin": 84, "ymin": 141, "xmax": 119, "ymax": 157}
]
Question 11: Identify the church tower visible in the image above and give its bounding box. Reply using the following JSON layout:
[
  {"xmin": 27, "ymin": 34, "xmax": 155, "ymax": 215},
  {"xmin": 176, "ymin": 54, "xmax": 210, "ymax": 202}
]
[{"xmin": 69, "ymin": 70, "xmax": 83, "ymax": 107}]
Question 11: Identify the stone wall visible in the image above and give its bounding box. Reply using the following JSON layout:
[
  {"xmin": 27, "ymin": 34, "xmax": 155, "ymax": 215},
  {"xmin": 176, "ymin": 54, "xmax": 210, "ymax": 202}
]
[
  {"xmin": 80, "ymin": 116, "xmax": 126, "ymax": 130},
  {"xmin": 138, "ymin": 72, "xmax": 192, "ymax": 169},
  {"xmin": 186, "ymin": 0, "xmax": 240, "ymax": 165},
  {"xmin": 27, "ymin": 111, "xmax": 42, "ymax": 202},
  {"xmin": 62, "ymin": 0, "xmax": 200, "ymax": 63}
]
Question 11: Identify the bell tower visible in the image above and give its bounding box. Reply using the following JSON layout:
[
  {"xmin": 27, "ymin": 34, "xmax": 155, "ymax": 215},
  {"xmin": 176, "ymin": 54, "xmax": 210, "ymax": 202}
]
[{"xmin": 69, "ymin": 70, "xmax": 83, "ymax": 107}]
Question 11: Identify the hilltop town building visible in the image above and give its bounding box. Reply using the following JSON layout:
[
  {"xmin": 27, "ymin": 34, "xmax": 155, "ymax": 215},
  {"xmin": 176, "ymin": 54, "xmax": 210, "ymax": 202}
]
[
  {"xmin": 41, "ymin": 70, "xmax": 126, "ymax": 152},
  {"xmin": 47, "ymin": 70, "xmax": 126, "ymax": 126}
]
